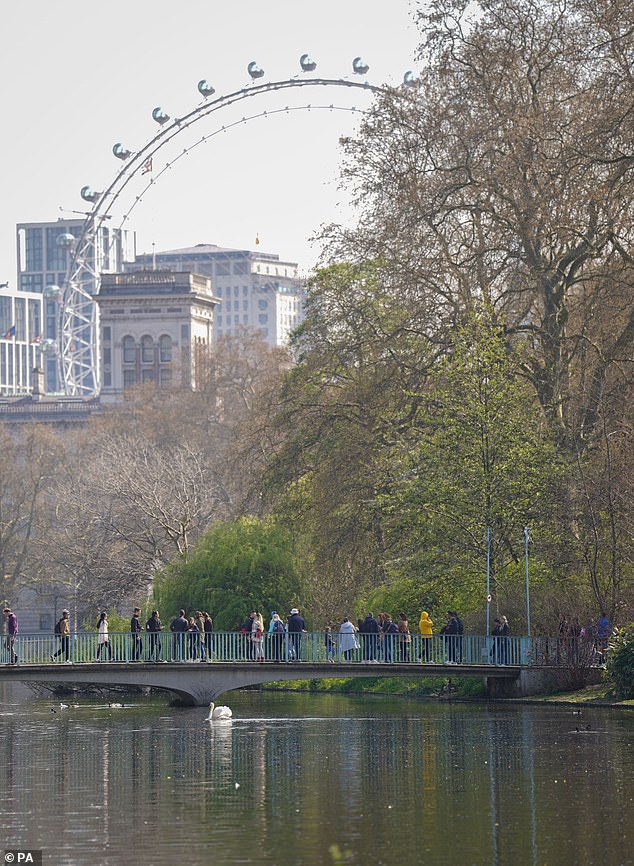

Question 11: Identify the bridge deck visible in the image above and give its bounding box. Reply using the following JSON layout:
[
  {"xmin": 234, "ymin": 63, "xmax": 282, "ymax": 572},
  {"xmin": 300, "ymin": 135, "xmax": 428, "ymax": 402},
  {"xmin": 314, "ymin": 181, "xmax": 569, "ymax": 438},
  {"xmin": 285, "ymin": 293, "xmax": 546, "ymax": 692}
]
[
  {"xmin": 0, "ymin": 660, "xmax": 522, "ymax": 705},
  {"xmin": 0, "ymin": 632, "xmax": 592, "ymax": 704}
]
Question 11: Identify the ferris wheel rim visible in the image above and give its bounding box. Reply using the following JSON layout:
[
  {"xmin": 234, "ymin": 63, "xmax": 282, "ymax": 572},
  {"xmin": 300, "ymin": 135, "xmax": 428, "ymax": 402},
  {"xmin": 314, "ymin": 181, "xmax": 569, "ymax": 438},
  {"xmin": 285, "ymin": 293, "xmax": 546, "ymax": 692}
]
[{"xmin": 58, "ymin": 72, "xmax": 409, "ymax": 396}]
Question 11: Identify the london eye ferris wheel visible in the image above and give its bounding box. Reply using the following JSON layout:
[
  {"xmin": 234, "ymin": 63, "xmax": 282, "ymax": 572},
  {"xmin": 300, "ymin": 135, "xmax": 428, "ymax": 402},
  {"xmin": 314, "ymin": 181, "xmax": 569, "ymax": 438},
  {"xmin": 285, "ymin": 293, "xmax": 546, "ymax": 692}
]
[{"xmin": 49, "ymin": 55, "xmax": 416, "ymax": 396}]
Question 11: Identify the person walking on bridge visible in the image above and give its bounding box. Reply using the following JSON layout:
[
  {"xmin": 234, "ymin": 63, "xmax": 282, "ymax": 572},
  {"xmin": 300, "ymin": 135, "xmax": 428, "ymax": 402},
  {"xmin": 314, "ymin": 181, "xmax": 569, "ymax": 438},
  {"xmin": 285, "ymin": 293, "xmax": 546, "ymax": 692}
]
[
  {"xmin": 96, "ymin": 611, "xmax": 113, "ymax": 661},
  {"xmin": 359, "ymin": 613, "xmax": 380, "ymax": 662},
  {"xmin": 442, "ymin": 612, "xmax": 459, "ymax": 664},
  {"xmin": 202, "ymin": 612, "xmax": 213, "ymax": 661},
  {"xmin": 146, "ymin": 610, "xmax": 163, "ymax": 661},
  {"xmin": 268, "ymin": 612, "xmax": 284, "ymax": 661},
  {"xmin": 51, "ymin": 609, "xmax": 71, "ymax": 663},
  {"xmin": 339, "ymin": 617, "xmax": 359, "ymax": 662},
  {"xmin": 3, "ymin": 607, "xmax": 18, "ymax": 665},
  {"xmin": 287, "ymin": 608, "xmax": 306, "ymax": 662},
  {"xmin": 170, "ymin": 610, "xmax": 188, "ymax": 661},
  {"xmin": 252, "ymin": 612, "xmax": 265, "ymax": 663},
  {"xmin": 130, "ymin": 607, "xmax": 143, "ymax": 661},
  {"xmin": 418, "ymin": 611, "xmax": 433, "ymax": 663}
]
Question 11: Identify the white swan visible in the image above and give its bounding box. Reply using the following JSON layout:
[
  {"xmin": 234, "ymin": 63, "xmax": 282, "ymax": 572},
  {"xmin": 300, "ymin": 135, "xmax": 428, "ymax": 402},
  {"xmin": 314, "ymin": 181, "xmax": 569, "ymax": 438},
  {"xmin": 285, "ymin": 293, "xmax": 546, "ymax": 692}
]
[{"xmin": 205, "ymin": 702, "xmax": 232, "ymax": 721}]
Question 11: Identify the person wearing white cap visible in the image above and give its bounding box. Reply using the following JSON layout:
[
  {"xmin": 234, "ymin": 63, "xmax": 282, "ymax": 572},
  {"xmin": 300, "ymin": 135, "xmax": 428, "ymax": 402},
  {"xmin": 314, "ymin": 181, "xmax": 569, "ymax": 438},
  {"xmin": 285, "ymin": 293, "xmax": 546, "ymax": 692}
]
[{"xmin": 287, "ymin": 608, "xmax": 306, "ymax": 662}]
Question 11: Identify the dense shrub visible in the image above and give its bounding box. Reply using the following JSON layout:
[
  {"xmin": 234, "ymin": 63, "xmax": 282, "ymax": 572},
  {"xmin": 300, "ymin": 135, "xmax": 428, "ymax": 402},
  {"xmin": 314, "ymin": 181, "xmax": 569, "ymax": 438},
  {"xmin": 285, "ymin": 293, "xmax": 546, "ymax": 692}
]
[{"xmin": 605, "ymin": 625, "xmax": 634, "ymax": 699}]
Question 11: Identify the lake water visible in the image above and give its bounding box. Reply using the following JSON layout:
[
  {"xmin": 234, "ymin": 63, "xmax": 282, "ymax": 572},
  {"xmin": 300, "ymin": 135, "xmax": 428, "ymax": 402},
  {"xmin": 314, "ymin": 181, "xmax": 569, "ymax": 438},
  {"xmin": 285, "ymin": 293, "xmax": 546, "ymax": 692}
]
[{"xmin": 0, "ymin": 686, "xmax": 632, "ymax": 866}]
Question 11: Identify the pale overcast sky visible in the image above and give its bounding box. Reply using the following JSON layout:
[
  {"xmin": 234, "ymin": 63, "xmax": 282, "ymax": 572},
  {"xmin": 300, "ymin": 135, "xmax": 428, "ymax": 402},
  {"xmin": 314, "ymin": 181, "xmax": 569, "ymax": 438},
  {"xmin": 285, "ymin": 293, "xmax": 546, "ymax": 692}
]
[{"xmin": 0, "ymin": 0, "xmax": 422, "ymax": 281}]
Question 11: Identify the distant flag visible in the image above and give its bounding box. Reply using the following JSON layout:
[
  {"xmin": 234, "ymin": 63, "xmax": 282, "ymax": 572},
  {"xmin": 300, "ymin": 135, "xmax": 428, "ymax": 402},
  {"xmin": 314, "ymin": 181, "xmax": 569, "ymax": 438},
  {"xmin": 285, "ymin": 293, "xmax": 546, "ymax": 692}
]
[
  {"xmin": 255, "ymin": 233, "xmax": 260, "ymax": 246},
  {"xmin": 141, "ymin": 157, "xmax": 153, "ymax": 175},
  {"xmin": 2, "ymin": 325, "xmax": 15, "ymax": 339},
  {"xmin": 31, "ymin": 334, "xmax": 42, "ymax": 344}
]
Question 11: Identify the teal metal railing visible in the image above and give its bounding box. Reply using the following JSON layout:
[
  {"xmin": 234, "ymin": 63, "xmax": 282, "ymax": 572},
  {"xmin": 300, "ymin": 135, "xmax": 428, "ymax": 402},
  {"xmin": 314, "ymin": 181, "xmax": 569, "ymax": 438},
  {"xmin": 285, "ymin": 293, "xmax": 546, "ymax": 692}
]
[{"xmin": 0, "ymin": 632, "xmax": 603, "ymax": 667}]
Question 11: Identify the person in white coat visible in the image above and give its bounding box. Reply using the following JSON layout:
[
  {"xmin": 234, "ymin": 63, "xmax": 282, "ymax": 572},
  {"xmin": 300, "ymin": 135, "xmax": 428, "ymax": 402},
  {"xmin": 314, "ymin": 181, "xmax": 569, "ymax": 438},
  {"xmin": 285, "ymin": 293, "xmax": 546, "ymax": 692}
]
[
  {"xmin": 252, "ymin": 612, "xmax": 265, "ymax": 663},
  {"xmin": 96, "ymin": 611, "xmax": 113, "ymax": 661},
  {"xmin": 339, "ymin": 617, "xmax": 359, "ymax": 662}
]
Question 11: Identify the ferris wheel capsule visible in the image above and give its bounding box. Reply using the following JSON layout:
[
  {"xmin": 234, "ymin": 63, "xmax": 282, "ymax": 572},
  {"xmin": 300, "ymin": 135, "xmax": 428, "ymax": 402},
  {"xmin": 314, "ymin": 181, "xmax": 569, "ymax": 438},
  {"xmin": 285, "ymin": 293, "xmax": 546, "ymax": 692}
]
[
  {"xmin": 44, "ymin": 284, "xmax": 62, "ymax": 300},
  {"xmin": 403, "ymin": 70, "xmax": 416, "ymax": 87},
  {"xmin": 57, "ymin": 233, "xmax": 76, "ymax": 250},
  {"xmin": 352, "ymin": 57, "xmax": 369, "ymax": 75},
  {"xmin": 197, "ymin": 79, "xmax": 215, "ymax": 98},
  {"xmin": 299, "ymin": 54, "xmax": 317, "ymax": 72},
  {"xmin": 80, "ymin": 186, "xmax": 101, "ymax": 203},
  {"xmin": 247, "ymin": 61, "xmax": 264, "ymax": 80},
  {"xmin": 152, "ymin": 106, "xmax": 170, "ymax": 125},
  {"xmin": 113, "ymin": 143, "xmax": 131, "ymax": 160},
  {"xmin": 41, "ymin": 339, "xmax": 58, "ymax": 353}
]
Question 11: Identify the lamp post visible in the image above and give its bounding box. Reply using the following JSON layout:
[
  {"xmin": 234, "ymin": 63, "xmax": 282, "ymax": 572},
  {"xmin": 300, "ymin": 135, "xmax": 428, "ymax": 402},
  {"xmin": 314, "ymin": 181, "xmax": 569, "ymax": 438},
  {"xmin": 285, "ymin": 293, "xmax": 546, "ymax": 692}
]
[
  {"xmin": 524, "ymin": 526, "xmax": 531, "ymax": 637},
  {"xmin": 486, "ymin": 527, "xmax": 491, "ymax": 636}
]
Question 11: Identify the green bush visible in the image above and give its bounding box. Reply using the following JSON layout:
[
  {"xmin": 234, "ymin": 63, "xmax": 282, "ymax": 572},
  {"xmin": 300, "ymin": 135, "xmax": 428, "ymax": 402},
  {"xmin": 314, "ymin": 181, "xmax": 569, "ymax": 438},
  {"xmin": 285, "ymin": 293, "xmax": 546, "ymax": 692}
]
[
  {"xmin": 605, "ymin": 624, "xmax": 634, "ymax": 699},
  {"xmin": 154, "ymin": 517, "xmax": 304, "ymax": 629}
]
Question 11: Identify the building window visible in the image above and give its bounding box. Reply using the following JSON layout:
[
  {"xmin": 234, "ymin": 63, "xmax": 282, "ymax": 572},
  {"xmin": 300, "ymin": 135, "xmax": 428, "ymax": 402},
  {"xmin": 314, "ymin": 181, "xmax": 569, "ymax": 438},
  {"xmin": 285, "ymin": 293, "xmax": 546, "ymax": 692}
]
[
  {"xmin": 20, "ymin": 274, "xmax": 43, "ymax": 293},
  {"xmin": 103, "ymin": 347, "xmax": 111, "ymax": 365},
  {"xmin": 122, "ymin": 336, "xmax": 135, "ymax": 364},
  {"xmin": 25, "ymin": 228, "xmax": 43, "ymax": 271},
  {"xmin": 39, "ymin": 613, "xmax": 53, "ymax": 631},
  {"xmin": 123, "ymin": 369, "xmax": 137, "ymax": 388},
  {"xmin": 159, "ymin": 335, "xmax": 172, "ymax": 363},
  {"xmin": 258, "ymin": 314, "xmax": 268, "ymax": 324},
  {"xmin": 142, "ymin": 369, "xmax": 155, "ymax": 383},
  {"xmin": 258, "ymin": 300, "xmax": 268, "ymax": 310},
  {"xmin": 141, "ymin": 335, "xmax": 154, "ymax": 364},
  {"xmin": 103, "ymin": 326, "xmax": 111, "ymax": 343},
  {"xmin": 28, "ymin": 299, "xmax": 42, "ymax": 339},
  {"xmin": 46, "ymin": 226, "xmax": 70, "ymax": 271}
]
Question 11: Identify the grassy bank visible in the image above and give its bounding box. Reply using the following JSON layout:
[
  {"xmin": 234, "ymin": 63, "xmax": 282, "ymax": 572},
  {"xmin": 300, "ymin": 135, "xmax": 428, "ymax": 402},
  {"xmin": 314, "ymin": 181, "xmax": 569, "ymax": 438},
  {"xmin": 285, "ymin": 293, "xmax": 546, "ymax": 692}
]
[
  {"xmin": 519, "ymin": 683, "xmax": 634, "ymax": 708},
  {"xmin": 263, "ymin": 675, "xmax": 486, "ymax": 699},
  {"xmin": 261, "ymin": 677, "xmax": 634, "ymax": 708}
]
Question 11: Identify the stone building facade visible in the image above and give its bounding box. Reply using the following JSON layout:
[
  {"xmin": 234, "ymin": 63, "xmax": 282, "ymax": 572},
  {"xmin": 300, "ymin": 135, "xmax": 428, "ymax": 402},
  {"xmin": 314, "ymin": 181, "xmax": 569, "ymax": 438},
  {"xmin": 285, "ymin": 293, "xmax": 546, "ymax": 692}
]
[{"xmin": 96, "ymin": 270, "xmax": 218, "ymax": 398}]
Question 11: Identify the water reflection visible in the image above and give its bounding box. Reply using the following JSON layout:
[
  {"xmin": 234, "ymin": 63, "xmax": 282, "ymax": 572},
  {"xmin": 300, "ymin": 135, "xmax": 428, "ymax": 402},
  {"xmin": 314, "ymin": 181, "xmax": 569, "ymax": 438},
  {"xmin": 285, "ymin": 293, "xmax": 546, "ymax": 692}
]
[{"xmin": 0, "ymin": 692, "xmax": 631, "ymax": 866}]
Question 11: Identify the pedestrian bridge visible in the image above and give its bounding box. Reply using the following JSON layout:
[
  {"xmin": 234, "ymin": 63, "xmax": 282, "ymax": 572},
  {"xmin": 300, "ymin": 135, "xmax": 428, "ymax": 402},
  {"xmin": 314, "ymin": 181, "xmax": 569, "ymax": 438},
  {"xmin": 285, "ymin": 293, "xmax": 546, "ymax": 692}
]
[{"xmin": 0, "ymin": 632, "xmax": 593, "ymax": 705}]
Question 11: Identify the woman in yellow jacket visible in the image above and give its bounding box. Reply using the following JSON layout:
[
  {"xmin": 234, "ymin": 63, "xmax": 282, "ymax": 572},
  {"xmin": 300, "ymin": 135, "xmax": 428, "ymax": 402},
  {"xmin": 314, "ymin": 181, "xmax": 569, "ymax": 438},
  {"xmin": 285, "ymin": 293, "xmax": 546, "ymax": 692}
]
[{"xmin": 419, "ymin": 611, "xmax": 433, "ymax": 663}]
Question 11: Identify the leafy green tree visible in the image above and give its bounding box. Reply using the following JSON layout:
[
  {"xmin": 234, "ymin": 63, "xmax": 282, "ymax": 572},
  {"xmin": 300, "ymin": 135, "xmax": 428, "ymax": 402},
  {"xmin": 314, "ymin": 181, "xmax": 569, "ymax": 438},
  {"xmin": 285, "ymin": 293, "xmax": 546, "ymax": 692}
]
[
  {"xmin": 271, "ymin": 261, "xmax": 438, "ymax": 619},
  {"xmin": 376, "ymin": 312, "xmax": 560, "ymax": 618},
  {"xmin": 154, "ymin": 517, "xmax": 304, "ymax": 629}
]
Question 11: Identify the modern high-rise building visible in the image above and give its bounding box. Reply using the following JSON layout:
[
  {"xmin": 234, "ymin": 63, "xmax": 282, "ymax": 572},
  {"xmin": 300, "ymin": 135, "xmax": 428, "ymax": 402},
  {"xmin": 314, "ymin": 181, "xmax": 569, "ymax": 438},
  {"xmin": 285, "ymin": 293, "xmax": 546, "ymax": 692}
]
[
  {"xmin": 129, "ymin": 243, "xmax": 305, "ymax": 347},
  {"xmin": 15, "ymin": 218, "xmax": 135, "ymax": 392},
  {"xmin": 0, "ymin": 287, "xmax": 44, "ymax": 396}
]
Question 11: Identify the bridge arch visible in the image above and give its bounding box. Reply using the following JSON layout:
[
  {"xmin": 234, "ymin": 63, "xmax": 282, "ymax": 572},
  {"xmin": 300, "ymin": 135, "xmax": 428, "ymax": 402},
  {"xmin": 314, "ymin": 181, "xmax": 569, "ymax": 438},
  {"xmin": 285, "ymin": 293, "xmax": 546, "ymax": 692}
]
[{"xmin": 0, "ymin": 660, "xmax": 524, "ymax": 706}]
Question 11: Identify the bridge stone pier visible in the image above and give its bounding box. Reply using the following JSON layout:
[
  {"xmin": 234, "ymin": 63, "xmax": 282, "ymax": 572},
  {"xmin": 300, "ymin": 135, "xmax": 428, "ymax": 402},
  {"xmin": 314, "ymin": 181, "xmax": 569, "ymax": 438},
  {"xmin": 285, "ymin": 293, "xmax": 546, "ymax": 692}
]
[{"xmin": 0, "ymin": 661, "xmax": 527, "ymax": 705}]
